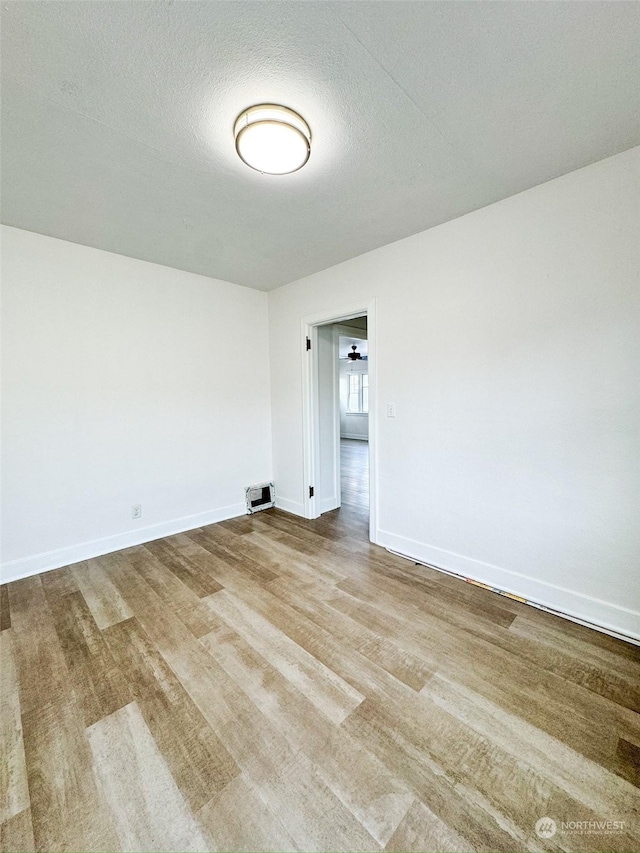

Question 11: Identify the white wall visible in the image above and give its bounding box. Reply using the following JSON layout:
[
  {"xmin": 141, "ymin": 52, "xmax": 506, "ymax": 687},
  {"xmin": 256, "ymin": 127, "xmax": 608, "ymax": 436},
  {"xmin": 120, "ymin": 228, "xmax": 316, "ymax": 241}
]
[
  {"xmin": 0, "ymin": 226, "xmax": 272, "ymax": 581},
  {"xmin": 268, "ymin": 147, "xmax": 640, "ymax": 641}
]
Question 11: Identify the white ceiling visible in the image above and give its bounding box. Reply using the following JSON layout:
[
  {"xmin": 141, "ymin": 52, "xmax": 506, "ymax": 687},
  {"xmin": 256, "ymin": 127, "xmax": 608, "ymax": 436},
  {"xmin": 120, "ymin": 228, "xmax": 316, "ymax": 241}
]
[{"xmin": 2, "ymin": 1, "xmax": 639, "ymax": 291}]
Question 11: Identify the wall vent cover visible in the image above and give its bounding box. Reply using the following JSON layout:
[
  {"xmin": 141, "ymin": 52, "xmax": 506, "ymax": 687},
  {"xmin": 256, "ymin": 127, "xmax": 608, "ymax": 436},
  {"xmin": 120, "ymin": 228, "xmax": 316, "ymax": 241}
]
[{"xmin": 245, "ymin": 481, "xmax": 275, "ymax": 514}]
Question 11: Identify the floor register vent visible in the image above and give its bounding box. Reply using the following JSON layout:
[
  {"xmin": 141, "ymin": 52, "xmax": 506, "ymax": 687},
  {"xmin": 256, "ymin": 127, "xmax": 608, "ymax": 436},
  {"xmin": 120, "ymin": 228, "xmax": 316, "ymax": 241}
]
[{"xmin": 245, "ymin": 481, "xmax": 275, "ymax": 514}]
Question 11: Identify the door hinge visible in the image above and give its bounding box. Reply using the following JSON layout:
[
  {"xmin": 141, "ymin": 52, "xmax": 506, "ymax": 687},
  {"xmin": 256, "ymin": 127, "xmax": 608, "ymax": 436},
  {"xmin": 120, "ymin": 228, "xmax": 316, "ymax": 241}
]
[
  {"xmin": 306, "ymin": 336, "xmax": 311, "ymax": 351},
  {"xmin": 309, "ymin": 486, "xmax": 314, "ymax": 498}
]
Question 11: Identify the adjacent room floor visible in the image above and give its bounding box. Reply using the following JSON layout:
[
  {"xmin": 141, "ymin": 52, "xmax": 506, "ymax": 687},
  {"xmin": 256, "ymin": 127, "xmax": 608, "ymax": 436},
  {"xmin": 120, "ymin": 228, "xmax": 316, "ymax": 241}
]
[
  {"xmin": 1, "ymin": 494, "xmax": 638, "ymax": 852},
  {"xmin": 340, "ymin": 436, "xmax": 369, "ymax": 516}
]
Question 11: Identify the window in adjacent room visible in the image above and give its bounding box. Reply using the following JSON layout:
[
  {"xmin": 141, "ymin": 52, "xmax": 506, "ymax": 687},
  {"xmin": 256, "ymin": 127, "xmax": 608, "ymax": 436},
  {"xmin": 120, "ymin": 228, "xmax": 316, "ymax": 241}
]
[{"xmin": 347, "ymin": 373, "xmax": 369, "ymax": 413}]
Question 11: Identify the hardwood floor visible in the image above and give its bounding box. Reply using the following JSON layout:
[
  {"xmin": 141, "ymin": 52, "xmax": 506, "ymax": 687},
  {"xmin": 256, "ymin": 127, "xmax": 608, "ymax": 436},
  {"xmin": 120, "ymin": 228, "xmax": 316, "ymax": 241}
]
[
  {"xmin": 1, "ymin": 457, "xmax": 639, "ymax": 851},
  {"xmin": 340, "ymin": 438, "xmax": 369, "ymax": 518}
]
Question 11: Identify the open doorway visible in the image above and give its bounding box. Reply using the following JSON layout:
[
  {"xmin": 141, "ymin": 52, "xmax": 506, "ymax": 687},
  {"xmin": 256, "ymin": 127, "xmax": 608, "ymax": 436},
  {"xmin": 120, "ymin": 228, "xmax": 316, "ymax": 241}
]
[
  {"xmin": 338, "ymin": 318, "xmax": 369, "ymax": 521},
  {"xmin": 301, "ymin": 301, "xmax": 377, "ymax": 542}
]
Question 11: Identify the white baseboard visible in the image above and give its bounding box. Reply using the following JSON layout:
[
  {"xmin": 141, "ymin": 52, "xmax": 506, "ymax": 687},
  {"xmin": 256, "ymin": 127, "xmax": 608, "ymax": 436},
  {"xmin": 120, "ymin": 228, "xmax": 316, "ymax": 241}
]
[
  {"xmin": 274, "ymin": 496, "xmax": 305, "ymax": 517},
  {"xmin": 0, "ymin": 503, "xmax": 246, "ymax": 585},
  {"xmin": 319, "ymin": 496, "xmax": 340, "ymax": 514},
  {"xmin": 376, "ymin": 529, "xmax": 640, "ymax": 644}
]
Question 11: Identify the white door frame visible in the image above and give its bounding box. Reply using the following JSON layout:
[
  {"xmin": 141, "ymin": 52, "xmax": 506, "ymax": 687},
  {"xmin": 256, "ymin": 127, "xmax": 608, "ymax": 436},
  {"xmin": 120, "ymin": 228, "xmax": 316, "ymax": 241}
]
[
  {"xmin": 315, "ymin": 323, "xmax": 341, "ymax": 515},
  {"xmin": 301, "ymin": 299, "xmax": 377, "ymax": 543}
]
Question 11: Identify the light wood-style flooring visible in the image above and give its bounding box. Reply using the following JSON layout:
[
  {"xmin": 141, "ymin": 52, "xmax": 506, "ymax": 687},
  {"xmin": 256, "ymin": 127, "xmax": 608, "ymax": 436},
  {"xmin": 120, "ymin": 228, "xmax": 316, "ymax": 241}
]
[
  {"xmin": 1, "ymin": 448, "xmax": 639, "ymax": 852},
  {"xmin": 340, "ymin": 438, "xmax": 369, "ymax": 518}
]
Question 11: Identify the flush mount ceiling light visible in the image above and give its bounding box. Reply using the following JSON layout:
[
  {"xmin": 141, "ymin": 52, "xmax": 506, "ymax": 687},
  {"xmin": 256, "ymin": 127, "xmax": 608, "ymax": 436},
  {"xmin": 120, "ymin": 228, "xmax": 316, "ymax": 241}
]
[{"xmin": 234, "ymin": 104, "xmax": 311, "ymax": 175}]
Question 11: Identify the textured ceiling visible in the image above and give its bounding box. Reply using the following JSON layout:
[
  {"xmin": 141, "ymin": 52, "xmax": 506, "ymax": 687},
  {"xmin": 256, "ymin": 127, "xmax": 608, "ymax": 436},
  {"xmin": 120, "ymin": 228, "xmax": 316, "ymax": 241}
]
[{"xmin": 2, "ymin": 1, "xmax": 640, "ymax": 291}]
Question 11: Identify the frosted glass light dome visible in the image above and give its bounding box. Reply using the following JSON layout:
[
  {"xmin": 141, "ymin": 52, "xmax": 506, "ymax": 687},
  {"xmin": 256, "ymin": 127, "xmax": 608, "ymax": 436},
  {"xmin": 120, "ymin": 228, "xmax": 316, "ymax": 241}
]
[{"xmin": 234, "ymin": 105, "xmax": 311, "ymax": 175}]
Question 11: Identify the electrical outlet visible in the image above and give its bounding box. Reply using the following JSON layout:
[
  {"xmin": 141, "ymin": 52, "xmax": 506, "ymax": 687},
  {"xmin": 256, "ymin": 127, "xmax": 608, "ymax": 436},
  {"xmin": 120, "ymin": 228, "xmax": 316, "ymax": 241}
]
[
  {"xmin": 131, "ymin": 504, "xmax": 142, "ymax": 519},
  {"xmin": 386, "ymin": 402, "xmax": 396, "ymax": 418}
]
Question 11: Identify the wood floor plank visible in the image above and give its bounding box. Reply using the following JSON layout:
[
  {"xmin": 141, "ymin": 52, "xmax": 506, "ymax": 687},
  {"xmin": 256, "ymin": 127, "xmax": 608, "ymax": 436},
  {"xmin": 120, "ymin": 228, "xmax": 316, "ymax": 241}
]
[
  {"xmin": 22, "ymin": 698, "xmax": 119, "ymax": 852},
  {"xmin": 342, "ymin": 697, "xmax": 533, "ymax": 853},
  {"xmin": 508, "ymin": 614, "xmax": 640, "ymax": 705},
  {"xmin": 256, "ymin": 507, "xmax": 367, "ymax": 555},
  {"xmin": 86, "ymin": 702, "xmax": 210, "ymax": 852},
  {"xmin": 205, "ymin": 588, "xmax": 364, "ymax": 725},
  {"xmin": 40, "ymin": 565, "xmax": 80, "ymax": 601},
  {"xmin": 338, "ymin": 567, "xmax": 518, "ymax": 631},
  {"xmin": 144, "ymin": 537, "xmax": 224, "ymax": 598},
  {"xmin": 197, "ymin": 774, "xmax": 299, "ymax": 853},
  {"xmin": 214, "ymin": 713, "xmax": 381, "ymax": 853},
  {"xmin": 352, "ymin": 689, "xmax": 639, "ymax": 853},
  {"xmin": 123, "ymin": 544, "xmax": 222, "ymax": 638},
  {"xmin": 199, "ymin": 618, "xmax": 336, "ymax": 755},
  {"xmin": 0, "ymin": 631, "xmax": 29, "ymax": 824},
  {"xmin": 104, "ymin": 566, "xmax": 380, "ymax": 853},
  {"xmin": 71, "ymin": 560, "xmax": 133, "ymax": 630},
  {"xmin": 99, "ymin": 550, "xmax": 256, "ymax": 738},
  {"xmin": 0, "ymin": 808, "xmax": 35, "ymax": 853},
  {"xmin": 0, "ymin": 586, "xmax": 10, "ymax": 632},
  {"xmin": 204, "ymin": 521, "xmax": 347, "ymax": 587},
  {"xmin": 47, "ymin": 590, "xmax": 131, "ymax": 727},
  {"xmin": 419, "ymin": 674, "xmax": 640, "ymax": 824},
  {"xmin": 7, "ymin": 576, "xmax": 70, "ymax": 716},
  {"xmin": 615, "ymin": 737, "xmax": 640, "ymax": 788},
  {"xmin": 238, "ymin": 574, "xmax": 438, "ymax": 706},
  {"xmin": 268, "ymin": 571, "xmax": 434, "ymax": 692},
  {"xmin": 384, "ymin": 799, "xmax": 471, "ymax": 853},
  {"xmin": 123, "ymin": 594, "xmax": 379, "ymax": 852},
  {"xmin": 200, "ymin": 624, "xmax": 415, "ymax": 847},
  {"xmin": 104, "ymin": 616, "xmax": 239, "ymax": 810},
  {"xmin": 519, "ymin": 604, "xmax": 640, "ymax": 663},
  {"xmin": 176, "ymin": 533, "xmax": 285, "ymax": 599},
  {"xmin": 190, "ymin": 527, "xmax": 280, "ymax": 586}
]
